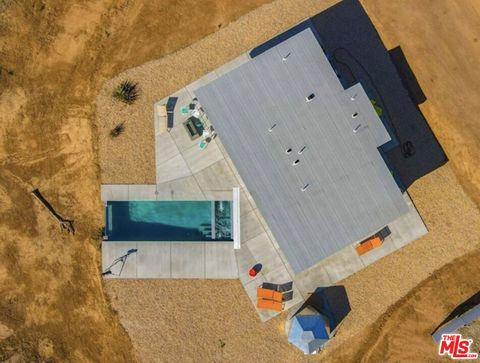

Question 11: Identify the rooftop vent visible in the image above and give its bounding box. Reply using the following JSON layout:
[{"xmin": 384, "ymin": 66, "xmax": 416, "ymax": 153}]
[
  {"xmin": 352, "ymin": 112, "xmax": 358, "ymax": 118},
  {"xmin": 306, "ymin": 93, "xmax": 315, "ymax": 103},
  {"xmin": 282, "ymin": 52, "xmax": 291, "ymax": 62},
  {"xmin": 301, "ymin": 184, "xmax": 309, "ymax": 192},
  {"xmin": 353, "ymin": 124, "xmax": 362, "ymax": 133},
  {"xmin": 268, "ymin": 123, "xmax": 277, "ymax": 132},
  {"xmin": 298, "ymin": 146, "xmax": 306, "ymax": 154},
  {"xmin": 293, "ymin": 159, "xmax": 300, "ymax": 166},
  {"xmin": 286, "ymin": 148, "xmax": 292, "ymax": 154},
  {"xmin": 350, "ymin": 93, "xmax": 357, "ymax": 101}
]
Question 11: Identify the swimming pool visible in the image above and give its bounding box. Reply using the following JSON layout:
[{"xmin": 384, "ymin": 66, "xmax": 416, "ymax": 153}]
[{"xmin": 104, "ymin": 200, "xmax": 233, "ymax": 241}]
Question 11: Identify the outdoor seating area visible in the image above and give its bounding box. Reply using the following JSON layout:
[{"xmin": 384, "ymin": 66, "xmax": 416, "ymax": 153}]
[
  {"xmin": 155, "ymin": 93, "xmax": 217, "ymax": 152},
  {"xmin": 153, "ymin": 97, "xmax": 176, "ymax": 134},
  {"xmin": 256, "ymin": 282, "xmax": 295, "ymax": 311}
]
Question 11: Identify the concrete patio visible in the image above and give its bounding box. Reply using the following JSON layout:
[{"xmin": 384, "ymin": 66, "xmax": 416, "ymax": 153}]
[{"xmin": 101, "ymin": 241, "xmax": 237, "ymax": 279}]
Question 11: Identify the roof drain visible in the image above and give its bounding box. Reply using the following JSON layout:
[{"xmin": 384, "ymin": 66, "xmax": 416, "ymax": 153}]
[
  {"xmin": 293, "ymin": 159, "xmax": 300, "ymax": 166},
  {"xmin": 306, "ymin": 93, "xmax": 315, "ymax": 103},
  {"xmin": 268, "ymin": 123, "xmax": 277, "ymax": 132},
  {"xmin": 286, "ymin": 148, "xmax": 292, "ymax": 154},
  {"xmin": 301, "ymin": 184, "xmax": 309, "ymax": 192},
  {"xmin": 298, "ymin": 146, "xmax": 306, "ymax": 154}
]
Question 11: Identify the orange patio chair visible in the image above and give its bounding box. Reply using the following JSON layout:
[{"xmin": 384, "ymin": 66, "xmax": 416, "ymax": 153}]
[
  {"xmin": 256, "ymin": 288, "xmax": 283, "ymax": 302},
  {"xmin": 355, "ymin": 236, "xmax": 383, "ymax": 256},
  {"xmin": 257, "ymin": 298, "xmax": 283, "ymax": 311}
]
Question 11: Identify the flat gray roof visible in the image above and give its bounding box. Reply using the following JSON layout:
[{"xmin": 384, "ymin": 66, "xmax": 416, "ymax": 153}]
[{"xmin": 195, "ymin": 28, "xmax": 409, "ymax": 273}]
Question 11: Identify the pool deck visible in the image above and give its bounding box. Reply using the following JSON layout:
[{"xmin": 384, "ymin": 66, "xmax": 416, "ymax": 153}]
[
  {"xmin": 102, "ymin": 241, "xmax": 238, "ymax": 279},
  {"xmin": 101, "ymin": 52, "xmax": 428, "ymax": 322}
]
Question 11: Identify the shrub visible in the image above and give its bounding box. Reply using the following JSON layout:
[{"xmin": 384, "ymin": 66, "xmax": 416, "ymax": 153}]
[
  {"xmin": 110, "ymin": 122, "xmax": 125, "ymax": 137},
  {"xmin": 113, "ymin": 80, "xmax": 139, "ymax": 104}
]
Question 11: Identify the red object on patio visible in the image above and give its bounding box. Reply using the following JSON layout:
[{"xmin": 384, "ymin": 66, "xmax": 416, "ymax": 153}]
[{"xmin": 249, "ymin": 267, "xmax": 258, "ymax": 277}]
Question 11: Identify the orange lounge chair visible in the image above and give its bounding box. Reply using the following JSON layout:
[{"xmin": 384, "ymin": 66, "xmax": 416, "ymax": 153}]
[
  {"xmin": 256, "ymin": 288, "xmax": 283, "ymax": 302},
  {"xmin": 355, "ymin": 236, "xmax": 383, "ymax": 256},
  {"xmin": 257, "ymin": 298, "xmax": 283, "ymax": 311}
]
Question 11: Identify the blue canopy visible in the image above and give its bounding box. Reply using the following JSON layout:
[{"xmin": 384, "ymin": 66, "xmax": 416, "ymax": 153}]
[{"xmin": 288, "ymin": 315, "xmax": 330, "ymax": 354}]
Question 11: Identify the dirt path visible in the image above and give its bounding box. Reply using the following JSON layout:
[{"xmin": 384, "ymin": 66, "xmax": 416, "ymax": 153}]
[{"xmin": 0, "ymin": 1, "xmax": 270, "ymax": 361}]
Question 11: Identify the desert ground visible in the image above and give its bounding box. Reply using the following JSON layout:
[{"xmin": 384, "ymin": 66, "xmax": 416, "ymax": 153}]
[
  {"xmin": 1, "ymin": 0, "xmax": 479, "ymax": 363},
  {"xmin": 0, "ymin": 0, "xmax": 272, "ymax": 361}
]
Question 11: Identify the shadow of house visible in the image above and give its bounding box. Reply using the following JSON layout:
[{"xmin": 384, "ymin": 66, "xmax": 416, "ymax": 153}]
[
  {"xmin": 310, "ymin": 0, "xmax": 447, "ymax": 190},
  {"xmin": 251, "ymin": 0, "xmax": 448, "ymax": 191},
  {"xmin": 249, "ymin": 20, "xmax": 323, "ymax": 58}
]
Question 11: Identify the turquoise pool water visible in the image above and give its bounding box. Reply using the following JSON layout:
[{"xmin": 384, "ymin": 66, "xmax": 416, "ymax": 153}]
[{"xmin": 105, "ymin": 201, "xmax": 232, "ymax": 241}]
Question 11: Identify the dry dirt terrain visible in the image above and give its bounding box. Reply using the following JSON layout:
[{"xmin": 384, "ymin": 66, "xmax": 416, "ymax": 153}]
[
  {"xmin": 1, "ymin": 0, "xmax": 480, "ymax": 363},
  {"xmin": 0, "ymin": 1, "xmax": 271, "ymax": 361}
]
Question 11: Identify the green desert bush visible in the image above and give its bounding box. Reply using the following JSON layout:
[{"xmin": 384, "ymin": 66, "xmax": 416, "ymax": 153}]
[
  {"xmin": 113, "ymin": 80, "xmax": 139, "ymax": 104},
  {"xmin": 110, "ymin": 122, "xmax": 125, "ymax": 138}
]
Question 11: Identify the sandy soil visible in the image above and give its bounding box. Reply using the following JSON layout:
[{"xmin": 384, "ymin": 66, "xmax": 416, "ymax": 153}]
[
  {"xmin": 0, "ymin": 1, "xmax": 271, "ymax": 361},
  {"xmin": 95, "ymin": 0, "xmax": 480, "ymax": 362},
  {"xmin": 325, "ymin": 247, "xmax": 480, "ymax": 363},
  {"xmin": 106, "ymin": 280, "xmax": 314, "ymax": 363}
]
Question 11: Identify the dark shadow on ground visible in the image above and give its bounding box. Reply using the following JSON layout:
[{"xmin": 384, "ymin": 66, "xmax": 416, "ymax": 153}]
[
  {"xmin": 249, "ymin": 1, "xmax": 448, "ymax": 191},
  {"xmin": 310, "ymin": 0, "xmax": 447, "ymax": 190},
  {"xmin": 249, "ymin": 19, "xmax": 323, "ymax": 58},
  {"xmin": 432, "ymin": 290, "xmax": 480, "ymax": 334},
  {"xmin": 389, "ymin": 46, "xmax": 427, "ymax": 105}
]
